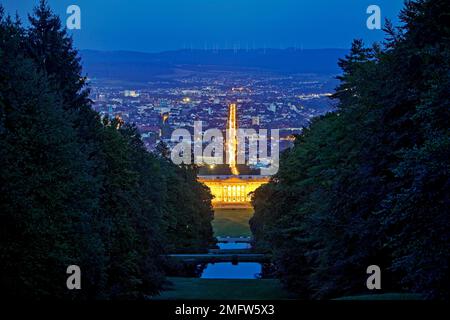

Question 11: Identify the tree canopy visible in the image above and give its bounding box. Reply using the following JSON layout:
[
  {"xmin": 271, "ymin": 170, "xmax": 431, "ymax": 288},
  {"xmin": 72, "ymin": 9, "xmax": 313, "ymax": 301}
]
[
  {"xmin": 0, "ymin": 1, "xmax": 215, "ymax": 299},
  {"xmin": 251, "ymin": 0, "xmax": 449, "ymax": 300}
]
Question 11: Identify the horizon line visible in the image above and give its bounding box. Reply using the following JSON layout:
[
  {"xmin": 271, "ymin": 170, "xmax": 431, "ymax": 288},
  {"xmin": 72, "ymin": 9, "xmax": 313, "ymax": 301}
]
[{"xmin": 79, "ymin": 47, "xmax": 351, "ymax": 55}]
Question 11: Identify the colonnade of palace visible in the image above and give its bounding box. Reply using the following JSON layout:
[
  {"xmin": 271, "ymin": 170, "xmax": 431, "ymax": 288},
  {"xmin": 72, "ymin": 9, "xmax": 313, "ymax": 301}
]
[{"xmin": 219, "ymin": 184, "xmax": 248, "ymax": 203}]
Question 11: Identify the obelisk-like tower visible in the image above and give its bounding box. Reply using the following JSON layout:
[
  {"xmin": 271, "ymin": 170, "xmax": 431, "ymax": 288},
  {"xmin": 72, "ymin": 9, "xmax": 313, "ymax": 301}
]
[{"xmin": 227, "ymin": 103, "xmax": 239, "ymax": 175}]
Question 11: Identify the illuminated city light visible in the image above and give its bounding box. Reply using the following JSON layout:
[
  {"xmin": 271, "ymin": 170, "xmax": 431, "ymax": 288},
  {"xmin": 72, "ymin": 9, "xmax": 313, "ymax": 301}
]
[{"xmin": 227, "ymin": 103, "xmax": 239, "ymax": 175}]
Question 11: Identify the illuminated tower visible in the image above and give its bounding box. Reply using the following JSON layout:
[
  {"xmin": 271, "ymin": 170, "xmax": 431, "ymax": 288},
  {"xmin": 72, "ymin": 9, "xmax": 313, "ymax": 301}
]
[
  {"xmin": 198, "ymin": 103, "xmax": 270, "ymax": 208},
  {"xmin": 160, "ymin": 112, "xmax": 170, "ymax": 139},
  {"xmin": 227, "ymin": 103, "xmax": 239, "ymax": 175}
]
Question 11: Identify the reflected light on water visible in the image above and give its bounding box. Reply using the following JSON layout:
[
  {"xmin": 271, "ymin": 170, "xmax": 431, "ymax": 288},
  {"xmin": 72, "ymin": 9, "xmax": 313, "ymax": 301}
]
[{"xmin": 201, "ymin": 262, "xmax": 261, "ymax": 279}]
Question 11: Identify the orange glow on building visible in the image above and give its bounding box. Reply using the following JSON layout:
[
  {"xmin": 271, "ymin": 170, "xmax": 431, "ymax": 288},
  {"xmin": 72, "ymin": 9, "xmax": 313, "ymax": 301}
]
[{"xmin": 198, "ymin": 176, "xmax": 269, "ymax": 208}]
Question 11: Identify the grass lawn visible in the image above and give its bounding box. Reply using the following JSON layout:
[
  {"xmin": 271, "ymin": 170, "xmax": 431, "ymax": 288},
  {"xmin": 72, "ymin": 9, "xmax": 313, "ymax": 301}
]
[
  {"xmin": 212, "ymin": 208, "xmax": 254, "ymax": 237},
  {"xmin": 153, "ymin": 277, "xmax": 293, "ymax": 300},
  {"xmin": 154, "ymin": 279, "xmax": 424, "ymax": 301},
  {"xmin": 335, "ymin": 293, "xmax": 424, "ymax": 300}
]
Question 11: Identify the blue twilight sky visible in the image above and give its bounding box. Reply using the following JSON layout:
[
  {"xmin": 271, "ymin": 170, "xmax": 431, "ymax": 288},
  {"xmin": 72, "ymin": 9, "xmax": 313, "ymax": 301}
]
[{"xmin": 1, "ymin": 0, "xmax": 405, "ymax": 52}]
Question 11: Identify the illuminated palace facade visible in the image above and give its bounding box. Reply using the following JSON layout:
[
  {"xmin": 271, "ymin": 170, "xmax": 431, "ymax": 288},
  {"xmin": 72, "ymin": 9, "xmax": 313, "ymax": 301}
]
[
  {"xmin": 198, "ymin": 175, "xmax": 269, "ymax": 208},
  {"xmin": 198, "ymin": 104, "xmax": 270, "ymax": 208}
]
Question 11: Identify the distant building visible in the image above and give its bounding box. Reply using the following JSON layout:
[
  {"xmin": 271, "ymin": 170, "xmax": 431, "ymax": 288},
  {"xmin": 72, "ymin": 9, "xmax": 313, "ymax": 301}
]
[
  {"xmin": 160, "ymin": 112, "xmax": 171, "ymax": 140},
  {"xmin": 124, "ymin": 90, "xmax": 139, "ymax": 97}
]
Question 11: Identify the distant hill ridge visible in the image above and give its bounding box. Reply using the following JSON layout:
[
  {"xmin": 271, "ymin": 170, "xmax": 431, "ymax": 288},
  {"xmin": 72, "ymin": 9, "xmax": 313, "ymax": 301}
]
[{"xmin": 80, "ymin": 48, "xmax": 348, "ymax": 82}]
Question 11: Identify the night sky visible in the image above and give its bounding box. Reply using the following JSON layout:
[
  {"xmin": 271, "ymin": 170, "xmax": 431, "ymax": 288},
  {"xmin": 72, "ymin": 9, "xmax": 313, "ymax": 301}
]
[{"xmin": 2, "ymin": 0, "xmax": 405, "ymax": 52}]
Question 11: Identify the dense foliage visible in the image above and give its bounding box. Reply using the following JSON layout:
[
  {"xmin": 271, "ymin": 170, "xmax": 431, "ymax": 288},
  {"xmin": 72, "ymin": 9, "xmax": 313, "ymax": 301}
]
[
  {"xmin": 0, "ymin": 1, "xmax": 214, "ymax": 299},
  {"xmin": 251, "ymin": 0, "xmax": 449, "ymax": 300}
]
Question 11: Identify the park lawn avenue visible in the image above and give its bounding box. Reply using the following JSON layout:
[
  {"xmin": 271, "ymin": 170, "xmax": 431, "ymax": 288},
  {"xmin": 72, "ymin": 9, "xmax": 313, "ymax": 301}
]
[
  {"xmin": 153, "ymin": 278, "xmax": 292, "ymax": 300},
  {"xmin": 212, "ymin": 208, "xmax": 254, "ymax": 237}
]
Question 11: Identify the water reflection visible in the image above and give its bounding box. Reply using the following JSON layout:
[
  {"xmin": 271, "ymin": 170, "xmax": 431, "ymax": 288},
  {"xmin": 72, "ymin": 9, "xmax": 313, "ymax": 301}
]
[
  {"xmin": 201, "ymin": 262, "xmax": 261, "ymax": 279},
  {"xmin": 217, "ymin": 242, "xmax": 251, "ymax": 250}
]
